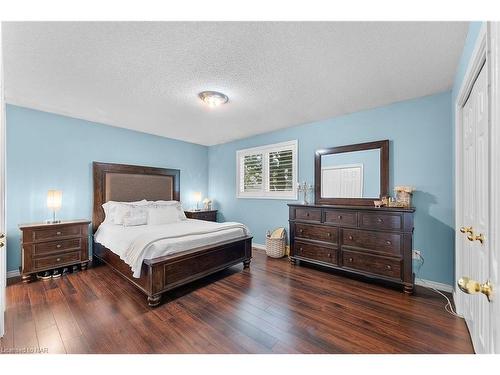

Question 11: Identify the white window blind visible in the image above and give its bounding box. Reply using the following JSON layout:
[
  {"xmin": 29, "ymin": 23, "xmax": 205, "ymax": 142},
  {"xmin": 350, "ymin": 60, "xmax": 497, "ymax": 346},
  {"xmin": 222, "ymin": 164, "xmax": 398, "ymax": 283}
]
[{"xmin": 236, "ymin": 140, "xmax": 298, "ymax": 199}]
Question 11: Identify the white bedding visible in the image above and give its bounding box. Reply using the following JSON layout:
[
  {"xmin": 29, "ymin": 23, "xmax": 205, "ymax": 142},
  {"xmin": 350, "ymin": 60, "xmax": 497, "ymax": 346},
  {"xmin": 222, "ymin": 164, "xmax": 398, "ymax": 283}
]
[{"xmin": 94, "ymin": 219, "xmax": 250, "ymax": 278}]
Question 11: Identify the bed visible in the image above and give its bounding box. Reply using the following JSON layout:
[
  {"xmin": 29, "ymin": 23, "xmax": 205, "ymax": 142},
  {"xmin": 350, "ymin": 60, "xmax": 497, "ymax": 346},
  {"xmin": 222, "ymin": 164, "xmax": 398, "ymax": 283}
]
[{"xmin": 92, "ymin": 162, "xmax": 253, "ymax": 307}]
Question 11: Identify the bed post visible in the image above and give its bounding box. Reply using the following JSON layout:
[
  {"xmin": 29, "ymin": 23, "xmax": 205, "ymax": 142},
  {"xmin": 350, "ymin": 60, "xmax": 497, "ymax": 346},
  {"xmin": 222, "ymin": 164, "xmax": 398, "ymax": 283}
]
[{"xmin": 243, "ymin": 237, "xmax": 252, "ymax": 268}]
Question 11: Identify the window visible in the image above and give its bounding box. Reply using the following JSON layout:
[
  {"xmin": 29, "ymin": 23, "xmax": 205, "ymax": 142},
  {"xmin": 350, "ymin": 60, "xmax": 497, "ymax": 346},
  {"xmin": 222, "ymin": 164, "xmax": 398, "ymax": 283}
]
[{"xmin": 236, "ymin": 140, "xmax": 298, "ymax": 199}]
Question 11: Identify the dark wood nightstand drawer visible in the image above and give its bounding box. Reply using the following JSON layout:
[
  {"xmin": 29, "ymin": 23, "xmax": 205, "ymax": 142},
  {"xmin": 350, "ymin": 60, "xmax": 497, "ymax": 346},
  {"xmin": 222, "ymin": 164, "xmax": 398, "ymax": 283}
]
[
  {"xmin": 294, "ymin": 241, "xmax": 338, "ymax": 265},
  {"xmin": 324, "ymin": 209, "xmax": 357, "ymax": 226},
  {"xmin": 342, "ymin": 229, "xmax": 401, "ymax": 256},
  {"xmin": 359, "ymin": 212, "xmax": 402, "ymax": 231},
  {"xmin": 32, "ymin": 238, "xmax": 83, "ymax": 257},
  {"xmin": 342, "ymin": 250, "xmax": 401, "ymax": 279},
  {"xmin": 33, "ymin": 251, "xmax": 82, "ymax": 271},
  {"xmin": 29, "ymin": 225, "xmax": 84, "ymax": 243},
  {"xmin": 295, "ymin": 223, "xmax": 337, "ymax": 244}
]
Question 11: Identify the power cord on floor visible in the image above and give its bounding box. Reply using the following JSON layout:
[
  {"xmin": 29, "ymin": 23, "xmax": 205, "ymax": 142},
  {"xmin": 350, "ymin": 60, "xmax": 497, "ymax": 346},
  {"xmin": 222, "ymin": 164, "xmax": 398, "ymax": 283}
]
[{"xmin": 414, "ymin": 252, "xmax": 463, "ymax": 318}]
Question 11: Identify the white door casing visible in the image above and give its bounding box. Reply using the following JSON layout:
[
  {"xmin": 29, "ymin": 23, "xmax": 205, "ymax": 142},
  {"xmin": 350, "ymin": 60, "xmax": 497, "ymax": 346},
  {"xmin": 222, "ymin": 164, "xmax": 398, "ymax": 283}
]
[
  {"xmin": 0, "ymin": 22, "xmax": 6, "ymax": 339},
  {"xmin": 488, "ymin": 22, "xmax": 500, "ymax": 354}
]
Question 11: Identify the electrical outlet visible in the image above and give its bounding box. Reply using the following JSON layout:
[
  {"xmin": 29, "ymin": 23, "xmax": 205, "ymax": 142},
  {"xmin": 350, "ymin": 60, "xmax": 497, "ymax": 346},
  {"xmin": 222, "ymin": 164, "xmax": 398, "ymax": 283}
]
[{"xmin": 412, "ymin": 250, "xmax": 421, "ymax": 259}]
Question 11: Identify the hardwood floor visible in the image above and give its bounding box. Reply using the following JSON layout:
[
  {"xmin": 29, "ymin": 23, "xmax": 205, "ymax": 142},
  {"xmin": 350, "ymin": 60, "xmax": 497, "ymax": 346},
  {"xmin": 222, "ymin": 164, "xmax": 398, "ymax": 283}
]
[{"xmin": 0, "ymin": 249, "xmax": 474, "ymax": 354}]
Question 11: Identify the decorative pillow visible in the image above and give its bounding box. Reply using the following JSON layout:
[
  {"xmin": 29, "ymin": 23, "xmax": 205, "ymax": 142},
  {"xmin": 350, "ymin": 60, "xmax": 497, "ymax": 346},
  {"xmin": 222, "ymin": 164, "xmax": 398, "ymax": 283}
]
[
  {"xmin": 122, "ymin": 206, "xmax": 148, "ymax": 226},
  {"xmin": 149, "ymin": 200, "xmax": 187, "ymax": 221},
  {"xmin": 147, "ymin": 205, "xmax": 182, "ymax": 225},
  {"xmin": 102, "ymin": 200, "xmax": 148, "ymax": 224}
]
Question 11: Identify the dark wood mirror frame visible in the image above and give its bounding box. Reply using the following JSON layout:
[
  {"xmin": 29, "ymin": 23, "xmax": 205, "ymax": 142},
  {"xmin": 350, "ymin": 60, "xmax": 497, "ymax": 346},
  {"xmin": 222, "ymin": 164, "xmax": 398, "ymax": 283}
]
[{"xmin": 314, "ymin": 139, "xmax": 389, "ymax": 206}]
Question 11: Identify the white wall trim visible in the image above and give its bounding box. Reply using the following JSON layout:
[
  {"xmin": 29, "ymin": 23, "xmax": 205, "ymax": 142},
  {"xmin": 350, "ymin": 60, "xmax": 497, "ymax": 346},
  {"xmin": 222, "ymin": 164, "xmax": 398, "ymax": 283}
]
[
  {"xmin": 6, "ymin": 270, "xmax": 19, "ymax": 279},
  {"xmin": 252, "ymin": 243, "xmax": 266, "ymax": 251},
  {"xmin": 415, "ymin": 278, "xmax": 454, "ymax": 293}
]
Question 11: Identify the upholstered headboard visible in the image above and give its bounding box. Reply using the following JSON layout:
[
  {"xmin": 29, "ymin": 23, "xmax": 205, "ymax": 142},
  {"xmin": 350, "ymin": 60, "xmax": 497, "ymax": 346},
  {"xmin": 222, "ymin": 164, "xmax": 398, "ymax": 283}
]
[{"xmin": 92, "ymin": 162, "xmax": 180, "ymax": 232}]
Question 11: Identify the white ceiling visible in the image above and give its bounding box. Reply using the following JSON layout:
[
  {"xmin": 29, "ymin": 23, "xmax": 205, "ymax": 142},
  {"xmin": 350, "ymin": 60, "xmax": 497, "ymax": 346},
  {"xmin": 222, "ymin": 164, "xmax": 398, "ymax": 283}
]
[{"xmin": 2, "ymin": 22, "xmax": 468, "ymax": 146}]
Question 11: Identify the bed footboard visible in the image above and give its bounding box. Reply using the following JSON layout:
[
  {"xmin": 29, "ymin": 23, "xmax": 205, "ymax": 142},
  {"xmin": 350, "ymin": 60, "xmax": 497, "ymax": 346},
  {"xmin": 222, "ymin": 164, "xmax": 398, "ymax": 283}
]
[{"xmin": 93, "ymin": 236, "xmax": 253, "ymax": 307}]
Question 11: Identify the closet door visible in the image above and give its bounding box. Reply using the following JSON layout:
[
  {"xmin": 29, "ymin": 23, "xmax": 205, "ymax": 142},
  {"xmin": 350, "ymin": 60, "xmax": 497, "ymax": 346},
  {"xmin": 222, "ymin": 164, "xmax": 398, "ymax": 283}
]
[{"xmin": 459, "ymin": 63, "xmax": 491, "ymax": 354}]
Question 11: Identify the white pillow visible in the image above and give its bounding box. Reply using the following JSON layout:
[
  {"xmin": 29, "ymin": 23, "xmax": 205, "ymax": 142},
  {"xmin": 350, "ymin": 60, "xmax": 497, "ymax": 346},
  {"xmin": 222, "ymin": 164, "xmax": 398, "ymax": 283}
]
[
  {"xmin": 147, "ymin": 205, "xmax": 182, "ymax": 225},
  {"xmin": 148, "ymin": 200, "xmax": 187, "ymax": 221},
  {"xmin": 102, "ymin": 200, "xmax": 148, "ymax": 224},
  {"xmin": 122, "ymin": 206, "xmax": 148, "ymax": 226}
]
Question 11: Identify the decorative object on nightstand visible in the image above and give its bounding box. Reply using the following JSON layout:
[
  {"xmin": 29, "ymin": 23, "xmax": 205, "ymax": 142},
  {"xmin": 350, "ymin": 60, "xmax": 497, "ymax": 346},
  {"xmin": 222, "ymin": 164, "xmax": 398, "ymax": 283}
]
[
  {"xmin": 184, "ymin": 209, "xmax": 217, "ymax": 222},
  {"xmin": 202, "ymin": 198, "xmax": 212, "ymax": 210},
  {"xmin": 297, "ymin": 181, "xmax": 313, "ymax": 205},
  {"xmin": 18, "ymin": 220, "xmax": 91, "ymax": 283},
  {"xmin": 193, "ymin": 191, "xmax": 202, "ymax": 211},
  {"xmin": 46, "ymin": 190, "xmax": 63, "ymax": 223}
]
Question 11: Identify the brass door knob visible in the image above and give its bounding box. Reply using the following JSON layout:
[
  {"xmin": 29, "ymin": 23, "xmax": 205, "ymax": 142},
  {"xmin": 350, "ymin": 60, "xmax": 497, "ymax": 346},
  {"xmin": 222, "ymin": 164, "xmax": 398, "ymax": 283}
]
[
  {"xmin": 458, "ymin": 276, "xmax": 493, "ymax": 302},
  {"xmin": 460, "ymin": 226, "xmax": 473, "ymax": 234},
  {"xmin": 467, "ymin": 232, "xmax": 485, "ymax": 244}
]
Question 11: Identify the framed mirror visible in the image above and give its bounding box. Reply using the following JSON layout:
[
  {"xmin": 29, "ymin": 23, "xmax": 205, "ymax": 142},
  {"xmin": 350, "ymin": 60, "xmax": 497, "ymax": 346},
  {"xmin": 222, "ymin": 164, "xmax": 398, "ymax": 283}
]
[{"xmin": 314, "ymin": 140, "xmax": 389, "ymax": 206}]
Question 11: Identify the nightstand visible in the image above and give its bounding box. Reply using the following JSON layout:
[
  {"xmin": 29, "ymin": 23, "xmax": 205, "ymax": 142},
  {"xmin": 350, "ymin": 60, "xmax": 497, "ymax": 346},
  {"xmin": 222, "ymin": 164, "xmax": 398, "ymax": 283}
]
[
  {"xmin": 184, "ymin": 210, "xmax": 218, "ymax": 222},
  {"xmin": 18, "ymin": 220, "xmax": 91, "ymax": 283}
]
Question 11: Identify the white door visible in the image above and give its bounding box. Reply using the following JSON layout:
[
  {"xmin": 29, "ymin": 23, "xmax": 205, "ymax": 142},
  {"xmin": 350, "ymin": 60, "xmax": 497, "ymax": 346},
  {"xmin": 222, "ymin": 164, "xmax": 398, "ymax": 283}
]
[
  {"xmin": 0, "ymin": 23, "xmax": 6, "ymax": 338},
  {"xmin": 458, "ymin": 62, "xmax": 491, "ymax": 353}
]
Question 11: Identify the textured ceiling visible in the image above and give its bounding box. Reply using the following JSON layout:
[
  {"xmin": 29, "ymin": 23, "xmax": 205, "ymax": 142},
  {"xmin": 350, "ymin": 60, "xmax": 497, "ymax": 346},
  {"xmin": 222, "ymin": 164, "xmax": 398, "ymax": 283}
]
[{"xmin": 2, "ymin": 22, "xmax": 468, "ymax": 146}]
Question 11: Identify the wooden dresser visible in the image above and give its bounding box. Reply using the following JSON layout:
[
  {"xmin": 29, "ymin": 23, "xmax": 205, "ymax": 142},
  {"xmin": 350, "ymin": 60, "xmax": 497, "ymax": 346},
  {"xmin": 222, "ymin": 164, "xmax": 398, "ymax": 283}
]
[
  {"xmin": 19, "ymin": 220, "xmax": 91, "ymax": 282},
  {"xmin": 184, "ymin": 210, "xmax": 218, "ymax": 222},
  {"xmin": 289, "ymin": 204, "xmax": 415, "ymax": 293}
]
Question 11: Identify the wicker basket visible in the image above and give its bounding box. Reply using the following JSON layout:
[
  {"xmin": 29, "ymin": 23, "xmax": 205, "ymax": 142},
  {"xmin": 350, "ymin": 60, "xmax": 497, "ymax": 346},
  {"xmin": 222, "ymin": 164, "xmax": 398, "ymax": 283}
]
[{"xmin": 265, "ymin": 228, "xmax": 286, "ymax": 258}]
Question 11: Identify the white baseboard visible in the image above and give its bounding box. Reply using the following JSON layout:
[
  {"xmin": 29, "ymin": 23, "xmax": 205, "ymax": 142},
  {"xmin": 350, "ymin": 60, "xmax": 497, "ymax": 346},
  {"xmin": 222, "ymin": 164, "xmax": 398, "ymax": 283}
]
[
  {"xmin": 252, "ymin": 243, "xmax": 266, "ymax": 250},
  {"xmin": 6, "ymin": 269, "xmax": 20, "ymax": 279},
  {"xmin": 415, "ymin": 278, "xmax": 453, "ymax": 293}
]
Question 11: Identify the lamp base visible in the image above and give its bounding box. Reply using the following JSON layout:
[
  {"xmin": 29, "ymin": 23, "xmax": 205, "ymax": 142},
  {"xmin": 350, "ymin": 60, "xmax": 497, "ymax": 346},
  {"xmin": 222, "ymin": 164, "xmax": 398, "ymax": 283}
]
[{"xmin": 45, "ymin": 219, "xmax": 61, "ymax": 224}]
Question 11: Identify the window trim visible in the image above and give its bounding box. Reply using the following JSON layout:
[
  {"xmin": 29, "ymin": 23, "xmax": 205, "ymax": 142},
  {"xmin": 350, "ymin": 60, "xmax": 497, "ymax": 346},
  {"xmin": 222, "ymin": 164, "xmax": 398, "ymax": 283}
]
[{"xmin": 236, "ymin": 140, "xmax": 298, "ymax": 200}]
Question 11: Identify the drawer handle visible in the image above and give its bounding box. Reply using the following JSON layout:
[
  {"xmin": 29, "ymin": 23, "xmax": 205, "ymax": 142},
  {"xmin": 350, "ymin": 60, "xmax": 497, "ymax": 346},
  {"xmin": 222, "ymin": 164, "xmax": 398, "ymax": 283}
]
[
  {"xmin": 338, "ymin": 215, "xmax": 342, "ymax": 219},
  {"xmin": 299, "ymin": 229, "xmax": 303, "ymax": 233},
  {"xmin": 306, "ymin": 213, "xmax": 310, "ymax": 217},
  {"xmin": 385, "ymin": 240, "xmax": 392, "ymax": 246},
  {"xmin": 386, "ymin": 265, "xmax": 392, "ymax": 270},
  {"xmin": 56, "ymin": 258, "xmax": 61, "ymax": 262},
  {"xmin": 327, "ymin": 232, "xmax": 331, "ymax": 237},
  {"xmin": 299, "ymin": 247, "xmax": 303, "ymax": 252},
  {"xmin": 328, "ymin": 253, "xmax": 331, "ymax": 258},
  {"xmin": 348, "ymin": 257, "xmax": 353, "ymax": 262},
  {"xmin": 348, "ymin": 235, "xmax": 353, "ymax": 240},
  {"xmin": 376, "ymin": 217, "xmax": 383, "ymax": 223},
  {"xmin": 56, "ymin": 231, "xmax": 62, "ymax": 235},
  {"xmin": 56, "ymin": 244, "xmax": 62, "ymax": 248}
]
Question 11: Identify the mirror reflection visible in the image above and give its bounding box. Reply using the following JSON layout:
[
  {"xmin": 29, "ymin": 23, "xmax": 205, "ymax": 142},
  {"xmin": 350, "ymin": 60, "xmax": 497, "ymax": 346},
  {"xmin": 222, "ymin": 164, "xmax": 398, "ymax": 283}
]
[{"xmin": 320, "ymin": 148, "xmax": 381, "ymax": 198}]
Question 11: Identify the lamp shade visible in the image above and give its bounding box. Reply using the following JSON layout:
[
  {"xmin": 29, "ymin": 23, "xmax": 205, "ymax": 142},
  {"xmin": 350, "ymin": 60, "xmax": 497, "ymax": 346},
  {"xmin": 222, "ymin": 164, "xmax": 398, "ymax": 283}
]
[
  {"xmin": 47, "ymin": 190, "xmax": 62, "ymax": 210},
  {"xmin": 193, "ymin": 192, "xmax": 202, "ymax": 203}
]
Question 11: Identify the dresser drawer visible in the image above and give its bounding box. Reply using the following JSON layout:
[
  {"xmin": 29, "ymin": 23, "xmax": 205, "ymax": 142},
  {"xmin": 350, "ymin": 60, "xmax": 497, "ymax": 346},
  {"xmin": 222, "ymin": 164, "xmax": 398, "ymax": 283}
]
[
  {"xmin": 359, "ymin": 212, "xmax": 402, "ymax": 231},
  {"xmin": 32, "ymin": 238, "xmax": 83, "ymax": 257},
  {"xmin": 324, "ymin": 209, "xmax": 357, "ymax": 226},
  {"xmin": 33, "ymin": 251, "xmax": 82, "ymax": 271},
  {"xmin": 295, "ymin": 223, "xmax": 338, "ymax": 244},
  {"xmin": 342, "ymin": 229, "xmax": 401, "ymax": 256},
  {"xmin": 295, "ymin": 207, "xmax": 322, "ymax": 222},
  {"xmin": 294, "ymin": 241, "xmax": 338, "ymax": 265},
  {"xmin": 28, "ymin": 225, "xmax": 84, "ymax": 243},
  {"xmin": 342, "ymin": 250, "xmax": 401, "ymax": 279}
]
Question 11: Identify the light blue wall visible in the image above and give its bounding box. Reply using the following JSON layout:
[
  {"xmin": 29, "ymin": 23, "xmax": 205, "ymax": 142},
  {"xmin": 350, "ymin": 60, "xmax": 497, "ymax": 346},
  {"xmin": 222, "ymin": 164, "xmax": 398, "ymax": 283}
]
[
  {"xmin": 321, "ymin": 149, "xmax": 380, "ymax": 197},
  {"xmin": 209, "ymin": 91, "xmax": 454, "ymax": 284},
  {"xmin": 6, "ymin": 105, "xmax": 209, "ymax": 272}
]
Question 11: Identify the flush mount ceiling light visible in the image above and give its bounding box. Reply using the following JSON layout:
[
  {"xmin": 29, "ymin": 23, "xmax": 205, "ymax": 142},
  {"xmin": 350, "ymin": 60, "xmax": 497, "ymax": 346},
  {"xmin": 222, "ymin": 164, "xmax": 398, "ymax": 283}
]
[{"xmin": 198, "ymin": 91, "xmax": 229, "ymax": 108}]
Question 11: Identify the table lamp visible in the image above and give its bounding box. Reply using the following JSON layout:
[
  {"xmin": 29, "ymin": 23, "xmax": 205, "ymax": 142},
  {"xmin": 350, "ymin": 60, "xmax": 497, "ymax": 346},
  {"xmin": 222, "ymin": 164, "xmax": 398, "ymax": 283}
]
[
  {"xmin": 46, "ymin": 190, "xmax": 62, "ymax": 224},
  {"xmin": 194, "ymin": 192, "xmax": 202, "ymax": 211}
]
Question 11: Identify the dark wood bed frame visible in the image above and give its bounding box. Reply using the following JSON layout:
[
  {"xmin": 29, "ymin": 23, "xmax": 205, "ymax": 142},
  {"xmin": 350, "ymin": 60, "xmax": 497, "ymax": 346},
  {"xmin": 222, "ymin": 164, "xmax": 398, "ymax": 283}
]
[{"xmin": 92, "ymin": 162, "xmax": 252, "ymax": 307}]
